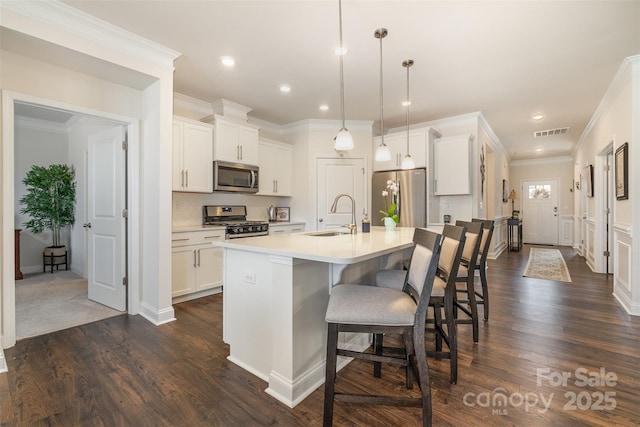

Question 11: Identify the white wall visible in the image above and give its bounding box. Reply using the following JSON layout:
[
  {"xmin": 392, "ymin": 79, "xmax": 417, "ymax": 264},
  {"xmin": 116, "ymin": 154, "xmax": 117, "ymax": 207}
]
[
  {"xmin": 509, "ymin": 157, "xmax": 575, "ymax": 216},
  {"xmin": 284, "ymin": 120, "xmax": 373, "ymax": 232},
  {"xmin": 573, "ymin": 55, "xmax": 638, "ymax": 315},
  {"xmin": 14, "ymin": 119, "xmax": 70, "ymax": 272},
  {"xmin": 1, "ymin": 0, "xmax": 178, "ymax": 351}
]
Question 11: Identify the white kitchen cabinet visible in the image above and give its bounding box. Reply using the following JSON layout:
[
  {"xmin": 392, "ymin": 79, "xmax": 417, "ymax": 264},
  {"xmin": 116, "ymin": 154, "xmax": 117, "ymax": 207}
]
[
  {"xmin": 171, "ymin": 229, "xmax": 225, "ymax": 301},
  {"xmin": 172, "ymin": 117, "xmax": 213, "ymax": 193},
  {"xmin": 268, "ymin": 222, "xmax": 305, "ymax": 235},
  {"xmin": 373, "ymin": 129, "xmax": 428, "ymax": 171},
  {"xmin": 433, "ymin": 134, "xmax": 473, "ymax": 195},
  {"xmin": 212, "ymin": 115, "xmax": 259, "ymax": 165},
  {"xmin": 258, "ymin": 138, "xmax": 293, "ymax": 196}
]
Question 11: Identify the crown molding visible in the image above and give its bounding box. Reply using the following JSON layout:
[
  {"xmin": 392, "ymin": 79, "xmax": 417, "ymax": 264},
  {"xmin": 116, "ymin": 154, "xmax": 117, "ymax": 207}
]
[
  {"xmin": 574, "ymin": 55, "xmax": 638, "ymax": 156},
  {"xmin": 510, "ymin": 156, "xmax": 574, "ymax": 167},
  {"xmin": 15, "ymin": 115, "xmax": 68, "ymax": 134},
  {"xmin": 0, "ymin": 0, "xmax": 180, "ymax": 70},
  {"xmin": 173, "ymin": 93, "xmax": 214, "ymax": 118},
  {"xmin": 280, "ymin": 119, "xmax": 374, "ymax": 135}
]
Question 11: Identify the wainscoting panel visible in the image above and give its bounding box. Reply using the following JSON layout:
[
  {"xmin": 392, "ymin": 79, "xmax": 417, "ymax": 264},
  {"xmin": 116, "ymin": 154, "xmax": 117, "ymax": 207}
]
[
  {"xmin": 489, "ymin": 217, "xmax": 508, "ymax": 259},
  {"xmin": 559, "ymin": 215, "xmax": 574, "ymax": 246},
  {"xmin": 585, "ymin": 219, "xmax": 596, "ymax": 271}
]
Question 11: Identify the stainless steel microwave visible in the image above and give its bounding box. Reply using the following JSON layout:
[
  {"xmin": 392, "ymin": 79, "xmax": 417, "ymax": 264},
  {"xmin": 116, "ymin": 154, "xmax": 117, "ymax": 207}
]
[{"xmin": 213, "ymin": 160, "xmax": 259, "ymax": 193}]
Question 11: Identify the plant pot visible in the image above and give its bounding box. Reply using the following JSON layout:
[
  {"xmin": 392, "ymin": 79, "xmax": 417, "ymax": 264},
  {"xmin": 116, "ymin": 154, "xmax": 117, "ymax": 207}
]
[
  {"xmin": 384, "ymin": 217, "xmax": 397, "ymax": 231},
  {"xmin": 43, "ymin": 246, "xmax": 67, "ymax": 265}
]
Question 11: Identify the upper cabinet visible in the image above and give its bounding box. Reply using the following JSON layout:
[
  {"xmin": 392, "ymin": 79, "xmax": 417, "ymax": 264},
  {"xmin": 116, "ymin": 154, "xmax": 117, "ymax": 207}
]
[
  {"xmin": 211, "ymin": 115, "xmax": 259, "ymax": 165},
  {"xmin": 172, "ymin": 117, "xmax": 213, "ymax": 193},
  {"xmin": 373, "ymin": 128, "xmax": 429, "ymax": 171},
  {"xmin": 433, "ymin": 134, "xmax": 473, "ymax": 195},
  {"xmin": 258, "ymin": 138, "xmax": 293, "ymax": 196}
]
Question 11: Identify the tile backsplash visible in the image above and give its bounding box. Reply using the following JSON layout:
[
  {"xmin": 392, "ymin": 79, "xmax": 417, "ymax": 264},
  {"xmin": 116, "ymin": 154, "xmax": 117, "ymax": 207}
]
[{"xmin": 173, "ymin": 192, "xmax": 287, "ymax": 226}]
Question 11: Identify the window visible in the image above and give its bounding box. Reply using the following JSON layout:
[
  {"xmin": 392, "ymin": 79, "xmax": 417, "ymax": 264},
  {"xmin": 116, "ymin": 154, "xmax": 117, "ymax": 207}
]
[{"xmin": 528, "ymin": 185, "xmax": 551, "ymax": 199}]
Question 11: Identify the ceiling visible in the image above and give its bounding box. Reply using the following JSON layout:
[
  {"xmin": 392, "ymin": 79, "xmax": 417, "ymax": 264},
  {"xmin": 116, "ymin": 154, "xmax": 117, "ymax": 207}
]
[{"xmin": 22, "ymin": 1, "xmax": 640, "ymax": 160}]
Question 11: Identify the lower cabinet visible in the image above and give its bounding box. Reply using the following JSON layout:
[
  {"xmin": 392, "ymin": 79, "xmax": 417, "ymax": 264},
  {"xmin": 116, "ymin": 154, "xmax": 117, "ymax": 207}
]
[
  {"xmin": 269, "ymin": 223, "xmax": 305, "ymax": 235},
  {"xmin": 172, "ymin": 229, "xmax": 225, "ymax": 301}
]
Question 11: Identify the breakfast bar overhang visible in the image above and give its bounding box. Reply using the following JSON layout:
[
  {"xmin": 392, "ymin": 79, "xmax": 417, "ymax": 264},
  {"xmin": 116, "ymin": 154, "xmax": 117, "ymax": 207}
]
[{"xmin": 216, "ymin": 227, "xmax": 417, "ymax": 407}]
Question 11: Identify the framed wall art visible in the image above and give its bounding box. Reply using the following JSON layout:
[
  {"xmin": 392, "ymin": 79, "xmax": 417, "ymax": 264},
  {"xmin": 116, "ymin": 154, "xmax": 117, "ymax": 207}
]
[
  {"xmin": 502, "ymin": 179, "xmax": 509, "ymax": 203},
  {"xmin": 585, "ymin": 164, "xmax": 594, "ymax": 197},
  {"xmin": 615, "ymin": 142, "xmax": 628, "ymax": 200},
  {"xmin": 275, "ymin": 207, "xmax": 290, "ymax": 222}
]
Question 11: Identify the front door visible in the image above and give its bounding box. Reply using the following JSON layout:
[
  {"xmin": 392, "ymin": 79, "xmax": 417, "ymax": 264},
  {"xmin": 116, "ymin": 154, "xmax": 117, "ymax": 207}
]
[
  {"xmin": 522, "ymin": 179, "xmax": 559, "ymax": 245},
  {"xmin": 316, "ymin": 158, "xmax": 366, "ymax": 230},
  {"xmin": 87, "ymin": 126, "xmax": 127, "ymax": 311}
]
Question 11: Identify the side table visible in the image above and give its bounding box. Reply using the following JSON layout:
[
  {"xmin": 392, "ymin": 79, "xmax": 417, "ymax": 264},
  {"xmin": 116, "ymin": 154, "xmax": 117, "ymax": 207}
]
[{"xmin": 507, "ymin": 218, "xmax": 522, "ymax": 252}]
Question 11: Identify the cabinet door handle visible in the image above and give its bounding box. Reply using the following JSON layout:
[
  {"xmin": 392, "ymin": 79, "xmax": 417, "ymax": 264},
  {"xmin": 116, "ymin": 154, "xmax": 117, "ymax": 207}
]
[
  {"xmin": 181, "ymin": 170, "xmax": 185, "ymax": 187},
  {"xmin": 185, "ymin": 170, "xmax": 188, "ymax": 187},
  {"xmin": 240, "ymin": 144, "xmax": 243, "ymax": 160},
  {"xmin": 193, "ymin": 250, "xmax": 197, "ymax": 267},
  {"xmin": 197, "ymin": 249, "xmax": 201, "ymax": 267},
  {"xmin": 204, "ymin": 235, "xmax": 222, "ymax": 240}
]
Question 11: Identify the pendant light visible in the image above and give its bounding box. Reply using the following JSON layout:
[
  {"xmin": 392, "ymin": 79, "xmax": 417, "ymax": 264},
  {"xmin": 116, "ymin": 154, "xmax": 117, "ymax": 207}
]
[
  {"xmin": 334, "ymin": 0, "xmax": 353, "ymax": 151},
  {"xmin": 374, "ymin": 28, "xmax": 391, "ymax": 162},
  {"xmin": 401, "ymin": 59, "xmax": 416, "ymax": 170}
]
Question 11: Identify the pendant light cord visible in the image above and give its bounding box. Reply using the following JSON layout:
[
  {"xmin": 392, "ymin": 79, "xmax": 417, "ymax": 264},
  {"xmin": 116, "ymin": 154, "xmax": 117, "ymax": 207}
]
[
  {"xmin": 339, "ymin": 0, "xmax": 346, "ymax": 129},
  {"xmin": 379, "ymin": 31, "xmax": 384, "ymax": 143},
  {"xmin": 406, "ymin": 62, "xmax": 410, "ymax": 152},
  {"xmin": 403, "ymin": 59, "xmax": 414, "ymax": 153}
]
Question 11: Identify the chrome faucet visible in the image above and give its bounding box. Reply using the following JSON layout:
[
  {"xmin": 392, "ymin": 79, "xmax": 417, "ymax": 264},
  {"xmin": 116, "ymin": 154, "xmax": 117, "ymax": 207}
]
[{"xmin": 330, "ymin": 193, "xmax": 357, "ymax": 234}]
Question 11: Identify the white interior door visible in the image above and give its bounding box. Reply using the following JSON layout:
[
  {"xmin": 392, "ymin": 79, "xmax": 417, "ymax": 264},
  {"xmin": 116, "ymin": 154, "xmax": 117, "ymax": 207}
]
[
  {"xmin": 316, "ymin": 158, "xmax": 366, "ymax": 230},
  {"xmin": 522, "ymin": 179, "xmax": 559, "ymax": 245},
  {"xmin": 87, "ymin": 126, "xmax": 126, "ymax": 311}
]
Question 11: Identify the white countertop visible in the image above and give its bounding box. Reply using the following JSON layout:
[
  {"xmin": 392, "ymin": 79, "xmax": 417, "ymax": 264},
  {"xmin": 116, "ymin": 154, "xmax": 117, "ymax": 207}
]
[{"xmin": 215, "ymin": 226, "xmax": 418, "ymax": 264}]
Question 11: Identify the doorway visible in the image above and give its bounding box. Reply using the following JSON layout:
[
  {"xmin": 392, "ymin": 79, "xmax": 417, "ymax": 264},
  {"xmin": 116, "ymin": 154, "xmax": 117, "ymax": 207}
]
[
  {"xmin": 316, "ymin": 157, "xmax": 367, "ymax": 230},
  {"xmin": 521, "ymin": 179, "xmax": 560, "ymax": 245},
  {"xmin": 3, "ymin": 92, "xmax": 135, "ymax": 347}
]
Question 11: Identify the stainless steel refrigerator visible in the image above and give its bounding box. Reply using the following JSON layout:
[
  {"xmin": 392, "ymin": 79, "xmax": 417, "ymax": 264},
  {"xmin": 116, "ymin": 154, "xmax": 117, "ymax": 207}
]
[{"xmin": 372, "ymin": 168, "xmax": 427, "ymax": 227}]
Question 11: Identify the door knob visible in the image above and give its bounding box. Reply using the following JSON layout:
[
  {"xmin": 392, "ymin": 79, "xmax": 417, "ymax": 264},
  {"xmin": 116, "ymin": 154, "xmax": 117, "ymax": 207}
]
[{"xmin": 83, "ymin": 223, "xmax": 92, "ymax": 228}]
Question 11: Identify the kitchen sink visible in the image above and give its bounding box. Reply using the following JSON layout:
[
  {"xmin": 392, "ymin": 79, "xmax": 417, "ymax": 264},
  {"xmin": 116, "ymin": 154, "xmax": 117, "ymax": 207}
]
[{"xmin": 305, "ymin": 230, "xmax": 352, "ymax": 237}]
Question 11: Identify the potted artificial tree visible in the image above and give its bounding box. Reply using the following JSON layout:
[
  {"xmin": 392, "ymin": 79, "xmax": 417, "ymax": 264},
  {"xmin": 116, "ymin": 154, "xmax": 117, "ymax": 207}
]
[{"xmin": 19, "ymin": 164, "xmax": 76, "ymax": 271}]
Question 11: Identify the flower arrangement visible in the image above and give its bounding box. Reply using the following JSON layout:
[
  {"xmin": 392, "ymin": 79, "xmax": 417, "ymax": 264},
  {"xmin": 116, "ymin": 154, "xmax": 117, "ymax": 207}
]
[{"xmin": 380, "ymin": 179, "xmax": 399, "ymax": 223}]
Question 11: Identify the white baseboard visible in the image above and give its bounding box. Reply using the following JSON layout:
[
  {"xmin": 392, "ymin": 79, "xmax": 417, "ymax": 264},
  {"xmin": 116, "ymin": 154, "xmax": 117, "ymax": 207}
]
[
  {"xmin": 0, "ymin": 336, "xmax": 7, "ymax": 373},
  {"xmin": 138, "ymin": 302, "xmax": 176, "ymax": 325}
]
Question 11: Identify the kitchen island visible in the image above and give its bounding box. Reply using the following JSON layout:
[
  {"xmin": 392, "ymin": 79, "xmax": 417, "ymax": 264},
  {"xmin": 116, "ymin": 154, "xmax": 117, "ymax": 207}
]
[{"xmin": 216, "ymin": 227, "xmax": 417, "ymax": 407}]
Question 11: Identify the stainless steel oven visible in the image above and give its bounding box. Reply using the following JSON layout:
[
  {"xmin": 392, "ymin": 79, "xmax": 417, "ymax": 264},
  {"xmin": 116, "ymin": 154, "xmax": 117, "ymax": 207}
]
[
  {"xmin": 213, "ymin": 161, "xmax": 259, "ymax": 193},
  {"xmin": 203, "ymin": 205, "xmax": 269, "ymax": 239}
]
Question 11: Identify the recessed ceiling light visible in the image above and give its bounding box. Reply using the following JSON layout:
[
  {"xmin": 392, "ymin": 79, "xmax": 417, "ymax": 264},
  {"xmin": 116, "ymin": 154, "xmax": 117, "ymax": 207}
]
[
  {"xmin": 536, "ymin": 148, "xmax": 543, "ymax": 152},
  {"xmin": 532, "ymin": 114, "xmax": 544, "ymax": 121},
  {"xmin": 402, "ymin": 100, "xmax": 411, "ymax": 107},
  {"xmin": 334, "ymin": 46, "xmax": 348, "ymax": 56},
  {"xmin": 279, "ymin": 85, "xmax": 291, "ymax": 93},
  {"xmin": 319, "ymin": 104, "xmax": 329, "ymax": 111},
  {"xmin": 221, "ymin": 56, "xmax": 235, "ymax": 67}
]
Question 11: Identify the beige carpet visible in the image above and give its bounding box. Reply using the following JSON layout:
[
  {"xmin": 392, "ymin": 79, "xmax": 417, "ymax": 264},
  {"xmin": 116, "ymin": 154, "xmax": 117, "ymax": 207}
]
[
  {"xmin": 16, "ymin": 271, "xmax": 123, "ymax": 340},
  {"xmin": 523, "ymin": 248, "xmax": 572, "ymax": 282}
]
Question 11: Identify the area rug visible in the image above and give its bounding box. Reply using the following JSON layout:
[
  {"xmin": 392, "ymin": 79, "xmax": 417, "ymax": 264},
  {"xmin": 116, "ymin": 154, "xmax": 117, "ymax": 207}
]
[
  {"xmin": 16, "ymin": 271, "xmax": 123, "ymax": 340},
  {"xmin": 523, "ymin": 248, "xmax": 572, "ymax": 282}
]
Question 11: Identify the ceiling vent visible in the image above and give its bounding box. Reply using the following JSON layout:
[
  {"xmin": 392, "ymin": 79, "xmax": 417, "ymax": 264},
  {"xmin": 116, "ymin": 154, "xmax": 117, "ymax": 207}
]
[{"xmin": 534, "ymin": 127, "xmax": 570, "ymax": 138}]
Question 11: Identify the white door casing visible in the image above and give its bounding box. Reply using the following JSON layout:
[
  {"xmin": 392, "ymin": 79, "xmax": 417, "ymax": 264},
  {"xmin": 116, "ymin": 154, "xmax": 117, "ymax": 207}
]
[
  {"xmin": 316, "ymin": 158, "xmax": 366, "ymax": 230},
  {"xmin": 522, "ymin": 179, "xmax": 559, "ymax": 245},
  {"xmin": 87, "ymin": 126, "xmax": 126, "ymax": 311}
]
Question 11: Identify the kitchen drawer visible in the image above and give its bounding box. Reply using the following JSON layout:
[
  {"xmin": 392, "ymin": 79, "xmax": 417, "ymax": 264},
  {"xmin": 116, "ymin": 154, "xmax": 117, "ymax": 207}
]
[{"xmin": 172, "ymin": 229, "xmax": 225, "ymax": 247}]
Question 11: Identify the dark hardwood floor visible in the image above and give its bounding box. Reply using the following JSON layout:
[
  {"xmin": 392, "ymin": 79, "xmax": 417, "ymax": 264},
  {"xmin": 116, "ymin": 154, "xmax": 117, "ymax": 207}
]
[{"xmin": 2, "ymin": 245, "xmax": 639, "ymax": 426}]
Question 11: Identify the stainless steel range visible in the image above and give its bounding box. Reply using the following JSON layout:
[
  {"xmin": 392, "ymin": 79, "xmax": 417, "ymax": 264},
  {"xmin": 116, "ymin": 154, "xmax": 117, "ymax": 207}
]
[{"xmin": 203, "ymin": 205, "xmax": 269, "ymax": 239}]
